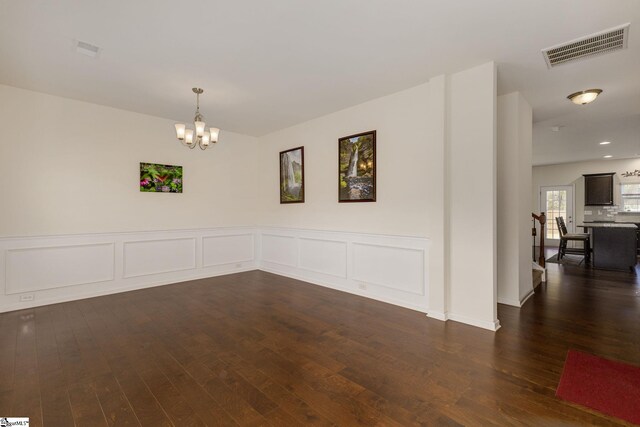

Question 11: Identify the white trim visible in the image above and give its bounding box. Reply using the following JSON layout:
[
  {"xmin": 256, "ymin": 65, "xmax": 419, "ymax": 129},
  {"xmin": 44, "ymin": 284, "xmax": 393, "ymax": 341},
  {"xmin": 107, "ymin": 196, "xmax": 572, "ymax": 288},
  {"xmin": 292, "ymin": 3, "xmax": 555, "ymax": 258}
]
[
  {"xmin": 5, "ymin": 242, "xmax": 116, "ymax": 294},
  {"xmin": 258, "ymin": 227, "xmax": 430, "ymax": 313},
  {"xmin": 497, "ymin": 297, "xmax": 522, "ymax": 307},
  {"xmin": 260, "ymin": 266, "xmax": 428, "ymax": 314},
  {"xmin": 427, "ymin": 311, "xmax": 449, "ymax": 321},
  {"xmin": 532, "ymin": 261, "xmax": 546, "ymax": 282},
  {"xmin": 1, "ymin": 227, "xmax": 259, "ymax": 313},
  {"xmin": 448, "ymin": 313, "xmax": 501, "ymax": 331},
  {"xmin": 519, "ymin": 288, "xmax": 535, "ymax": 306},
  {"xmin": 202, "ymin": 234, "xmax": 255, "ymax": 267},
  {"xmin": 0, "ymin": 225, "xmax": 506, "ymax": 333},
  {"xmin": 1, "ymin": 266, "xmax": 256, "ymax": 313},
  {"xmin": 122, "ymin": 237, "xmax": 197, "ymax": 279}
]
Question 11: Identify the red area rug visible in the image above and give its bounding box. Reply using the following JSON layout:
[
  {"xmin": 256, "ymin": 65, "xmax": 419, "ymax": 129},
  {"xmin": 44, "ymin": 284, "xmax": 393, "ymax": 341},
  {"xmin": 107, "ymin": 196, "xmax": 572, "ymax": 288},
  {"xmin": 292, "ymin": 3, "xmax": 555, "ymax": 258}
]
[{"xmin": 556, "ymin": 350, "xmax": 640, "ymax": 425}]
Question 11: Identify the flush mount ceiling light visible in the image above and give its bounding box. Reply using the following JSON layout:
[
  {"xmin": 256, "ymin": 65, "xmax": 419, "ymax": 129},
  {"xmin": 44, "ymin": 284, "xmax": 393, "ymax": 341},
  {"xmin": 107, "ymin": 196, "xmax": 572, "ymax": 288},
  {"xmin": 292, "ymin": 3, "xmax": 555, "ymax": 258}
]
[
  {"xmin": 603, "ymin": 155, "xmax": 613, "ymax": 158},
  {"xmin": 175, "ymin": 88, "xmax": 220, "ymax": 150},
  {"xmin": 599, "ymin": 141, "xmax": 611, "ymax": 145},
  {"xmin": 567, "ymin": 89, "xmax": 602, "ymax": 105}
]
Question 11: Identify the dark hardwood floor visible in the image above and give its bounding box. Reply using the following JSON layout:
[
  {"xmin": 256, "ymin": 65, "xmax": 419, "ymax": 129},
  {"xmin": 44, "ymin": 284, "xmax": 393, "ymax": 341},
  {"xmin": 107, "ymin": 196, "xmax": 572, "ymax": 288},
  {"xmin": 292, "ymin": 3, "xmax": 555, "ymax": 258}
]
[{"xmin": 1, "ymin": 260, "xmax": 639, "ymax": 426}]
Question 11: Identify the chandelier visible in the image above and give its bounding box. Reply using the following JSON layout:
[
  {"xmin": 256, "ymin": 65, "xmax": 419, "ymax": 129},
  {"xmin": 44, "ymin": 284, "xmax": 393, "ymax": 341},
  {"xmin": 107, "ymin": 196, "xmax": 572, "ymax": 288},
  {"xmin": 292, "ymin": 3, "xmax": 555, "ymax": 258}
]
[{"xmin": 174, "ymin": 88, "xmax": 220, "ymax": 150}]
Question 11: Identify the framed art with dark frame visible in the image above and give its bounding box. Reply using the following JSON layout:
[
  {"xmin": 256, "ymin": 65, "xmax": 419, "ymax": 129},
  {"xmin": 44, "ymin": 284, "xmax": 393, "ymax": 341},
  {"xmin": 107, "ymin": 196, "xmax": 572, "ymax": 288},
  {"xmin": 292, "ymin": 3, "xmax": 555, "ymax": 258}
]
[
  {"xmin": 338, "ymin": 130, "xmax": 376, "ymax": 202},
  {"xmin": 280, "ymin": 146, "xmax": 305, "ymax": 203}
]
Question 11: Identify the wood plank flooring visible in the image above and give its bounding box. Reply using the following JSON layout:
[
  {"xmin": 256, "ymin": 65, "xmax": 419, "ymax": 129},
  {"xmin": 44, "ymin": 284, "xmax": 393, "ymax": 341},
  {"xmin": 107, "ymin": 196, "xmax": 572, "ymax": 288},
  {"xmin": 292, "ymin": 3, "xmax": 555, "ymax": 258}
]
[{"xmin": 0, "ymin": 262, "xmax": 639, "ymax": 426}]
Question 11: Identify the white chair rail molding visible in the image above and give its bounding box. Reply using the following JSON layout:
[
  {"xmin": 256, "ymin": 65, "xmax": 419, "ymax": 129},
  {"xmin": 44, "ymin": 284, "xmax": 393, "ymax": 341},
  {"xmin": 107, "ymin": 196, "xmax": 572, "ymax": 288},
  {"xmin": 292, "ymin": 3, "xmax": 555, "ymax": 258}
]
[{"xmin": 0, "ymin": 226, "xmax": 431, "ymax": 320}]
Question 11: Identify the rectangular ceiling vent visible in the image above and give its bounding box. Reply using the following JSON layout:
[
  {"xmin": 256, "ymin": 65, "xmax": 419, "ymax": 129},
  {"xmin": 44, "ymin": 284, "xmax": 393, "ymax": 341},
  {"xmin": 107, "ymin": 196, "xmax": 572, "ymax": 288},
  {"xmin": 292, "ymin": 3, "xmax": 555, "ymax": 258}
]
[
  {"xmin": 542, "ymin": 23, "xmax": 630, "ymax": 68},
  {"xmin": 75, "ymin": 40, "xmax": 100, "ymax": 58}
]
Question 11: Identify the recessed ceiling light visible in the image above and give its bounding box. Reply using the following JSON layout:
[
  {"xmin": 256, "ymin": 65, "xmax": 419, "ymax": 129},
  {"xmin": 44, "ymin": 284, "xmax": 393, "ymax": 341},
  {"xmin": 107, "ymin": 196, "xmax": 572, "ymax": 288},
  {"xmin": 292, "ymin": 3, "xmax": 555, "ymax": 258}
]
[
  {"xmin": 567, "ymin": 89, "xmax": 602, "ymax": 105},
  {"xmin": 599, "ymin": 141, "xmax": 611, "ymax": 145},
  {"xmin": 604, "ymin": 155, "xmax": 613, "ymax": 158}
]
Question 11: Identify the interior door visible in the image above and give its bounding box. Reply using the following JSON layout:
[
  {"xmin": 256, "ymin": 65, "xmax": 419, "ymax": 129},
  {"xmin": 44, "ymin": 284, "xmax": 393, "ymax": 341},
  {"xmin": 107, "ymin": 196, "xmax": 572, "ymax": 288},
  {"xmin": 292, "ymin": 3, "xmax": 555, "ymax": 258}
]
[{"xmin": 540, "ymin": 185, "xmax": 574, "ymax": 247}]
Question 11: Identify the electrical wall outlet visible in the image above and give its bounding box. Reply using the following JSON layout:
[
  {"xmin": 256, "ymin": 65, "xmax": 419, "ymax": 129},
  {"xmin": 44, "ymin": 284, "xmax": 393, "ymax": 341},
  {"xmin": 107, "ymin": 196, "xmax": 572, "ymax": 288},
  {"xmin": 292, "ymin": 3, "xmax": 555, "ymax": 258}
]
[
  {"xmin": 20, "ymin": 294, "xmax": 34, "ymax": 302},
  {"xmin": 358, "ymin": 283, "xmax": 367, "ymax": 290}
]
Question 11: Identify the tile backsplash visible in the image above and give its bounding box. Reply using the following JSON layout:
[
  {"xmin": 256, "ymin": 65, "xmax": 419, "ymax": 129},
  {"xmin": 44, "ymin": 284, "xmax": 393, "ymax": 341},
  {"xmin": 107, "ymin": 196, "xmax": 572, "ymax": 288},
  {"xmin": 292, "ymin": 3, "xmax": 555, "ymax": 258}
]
[{"xmin": 584, "ymin": 205, "xmax": 640, "ymax": 223}]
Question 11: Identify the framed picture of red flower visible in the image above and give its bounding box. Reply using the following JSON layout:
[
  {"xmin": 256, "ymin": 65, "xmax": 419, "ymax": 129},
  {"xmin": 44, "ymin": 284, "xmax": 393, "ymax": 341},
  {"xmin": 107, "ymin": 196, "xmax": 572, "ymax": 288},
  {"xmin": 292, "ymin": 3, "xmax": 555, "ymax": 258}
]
[{"xmin": 140, "ymin": 162, "xmax": 183, "ymax": 193}]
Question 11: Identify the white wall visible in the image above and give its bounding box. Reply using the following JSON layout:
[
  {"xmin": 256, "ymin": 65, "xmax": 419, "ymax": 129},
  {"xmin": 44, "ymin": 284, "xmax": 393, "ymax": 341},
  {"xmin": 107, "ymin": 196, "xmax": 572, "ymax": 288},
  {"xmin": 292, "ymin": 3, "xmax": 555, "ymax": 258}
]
[
  {"xmin": 532, "ymin": 157, "xmax": 640, "ymax": 227},
  {"xmin": 447, "ymin": 62, "xmax": 499, "ymax": 330},
  {"xmin": 497, "ymin": 92, "xmax": 533, "ymax": 307},
  {"xmin": 1, "ymin": 62, "xmax": 504, "ymax": 331},
  {"xmin": 0, "ymin": 84, "xmax": 259, "ymax": 237},
  {"xmin": 256, "ymin": 80, "xmax": 443, "ymax": 319},
  {"xmin": 256, "ymin": 82, "xmax": 436, "ymax": 237},
  {"xmin": 256, "ymin": 62, "xmax": 499, "ymax": 330}
]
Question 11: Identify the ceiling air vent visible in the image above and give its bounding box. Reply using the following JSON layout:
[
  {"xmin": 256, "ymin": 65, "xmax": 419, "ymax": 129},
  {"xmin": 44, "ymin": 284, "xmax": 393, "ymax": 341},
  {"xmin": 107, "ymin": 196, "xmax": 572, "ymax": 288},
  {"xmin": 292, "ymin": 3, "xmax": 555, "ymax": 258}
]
[
  {"xmin": 542, "ymin": 23, "xmax": 630, "ymax": 68},
  {"xmin": 75, "ymin": 40, "xmax": 100, "ymax": 58}
]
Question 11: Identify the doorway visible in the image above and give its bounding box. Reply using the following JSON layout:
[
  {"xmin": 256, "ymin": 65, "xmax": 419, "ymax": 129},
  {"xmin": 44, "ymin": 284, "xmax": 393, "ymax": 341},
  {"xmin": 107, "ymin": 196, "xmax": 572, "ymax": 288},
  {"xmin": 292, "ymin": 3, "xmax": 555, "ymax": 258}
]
[{"xmin": 540, "ymin": 185, "xmax": 574, "ymax": 247}]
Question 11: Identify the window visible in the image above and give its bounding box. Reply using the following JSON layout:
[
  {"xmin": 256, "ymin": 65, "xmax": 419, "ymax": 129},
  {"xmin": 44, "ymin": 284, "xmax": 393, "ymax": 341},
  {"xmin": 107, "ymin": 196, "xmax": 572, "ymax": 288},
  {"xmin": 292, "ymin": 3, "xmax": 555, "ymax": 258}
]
[{"xmin": 621, "ymin": 183, "xmax": 640, "ymax": 212}]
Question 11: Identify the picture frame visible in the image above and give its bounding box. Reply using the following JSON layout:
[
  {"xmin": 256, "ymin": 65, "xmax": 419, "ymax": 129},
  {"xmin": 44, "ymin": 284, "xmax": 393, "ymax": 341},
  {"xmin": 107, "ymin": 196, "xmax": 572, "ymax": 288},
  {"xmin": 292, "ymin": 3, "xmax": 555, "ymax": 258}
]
[
  {"xmin": 280, "ymin": 146, "xmax": 305, "ymax": 203},
  {"xmin": 140, "ymin": 162, "xmax": 183, "ymax": 193},
  {"xmin": 338, "ymin": 130, "xmax": 376, "ymax": 202}
]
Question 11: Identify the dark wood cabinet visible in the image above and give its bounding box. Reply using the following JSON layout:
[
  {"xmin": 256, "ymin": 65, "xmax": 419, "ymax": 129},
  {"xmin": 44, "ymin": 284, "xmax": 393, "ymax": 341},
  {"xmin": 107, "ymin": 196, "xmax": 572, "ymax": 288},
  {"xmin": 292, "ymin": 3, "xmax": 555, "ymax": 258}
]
[{"xmin": 584, "ymin": 173, "xmax": 614, "ymax": 206}]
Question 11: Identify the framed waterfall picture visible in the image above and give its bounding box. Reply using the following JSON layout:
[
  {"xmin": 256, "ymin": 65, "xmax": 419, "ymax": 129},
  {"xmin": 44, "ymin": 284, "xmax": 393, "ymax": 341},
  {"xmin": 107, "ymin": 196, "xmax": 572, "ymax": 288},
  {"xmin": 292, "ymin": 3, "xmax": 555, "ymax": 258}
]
[
  {"xmin": 280, "ymin": 146, "xmax": 305, "ymax": 203},
  {"xmin": 338, "ymin": 130, "xmax": 376, "ymax": 202}
]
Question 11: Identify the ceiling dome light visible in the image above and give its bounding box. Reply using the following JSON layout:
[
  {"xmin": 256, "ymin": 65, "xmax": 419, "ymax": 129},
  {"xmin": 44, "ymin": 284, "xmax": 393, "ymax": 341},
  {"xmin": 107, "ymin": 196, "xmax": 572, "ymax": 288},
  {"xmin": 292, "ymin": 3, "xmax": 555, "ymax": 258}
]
[
  {"xmin": 604, "ymin": 155, "xmax": 613, "ymax": 158},
  {"xmin": 567, "ymin": 89, "xmax": 602, "ymax": 105},
  {"xmin": 599, "ymin": 141, "xmax": 611, "ymax": 145}
]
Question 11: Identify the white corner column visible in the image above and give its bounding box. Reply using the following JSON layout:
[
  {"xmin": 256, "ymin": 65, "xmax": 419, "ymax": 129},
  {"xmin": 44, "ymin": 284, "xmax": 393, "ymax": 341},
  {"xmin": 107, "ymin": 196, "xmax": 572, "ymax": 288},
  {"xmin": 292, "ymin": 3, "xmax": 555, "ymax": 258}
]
[
  {"xmin": 447, "ymin": 62, "xmax": 500, "ymax": 331},
  {"xmin": 497, "ymin": 92, "xmax": 533, "ymax": 307},
  {"xmin": 426, "ymin": 74, "xmax": 449, "ymax": 321}
]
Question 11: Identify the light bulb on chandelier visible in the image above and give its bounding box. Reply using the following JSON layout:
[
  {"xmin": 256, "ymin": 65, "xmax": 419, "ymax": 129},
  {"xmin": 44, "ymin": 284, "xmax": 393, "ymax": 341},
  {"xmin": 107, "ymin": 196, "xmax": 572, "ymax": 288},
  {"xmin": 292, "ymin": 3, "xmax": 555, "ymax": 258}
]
[{"xmin": 175, "ymin": 88, "xmax": 220, "ymax": 150}]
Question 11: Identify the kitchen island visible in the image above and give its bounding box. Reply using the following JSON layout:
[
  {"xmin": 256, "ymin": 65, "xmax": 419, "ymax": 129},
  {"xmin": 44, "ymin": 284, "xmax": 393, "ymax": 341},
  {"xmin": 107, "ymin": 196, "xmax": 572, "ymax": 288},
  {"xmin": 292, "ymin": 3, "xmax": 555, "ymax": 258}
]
[{"xmin": 579, "ymin": 223, "xmax": 638, "ymax": 271}]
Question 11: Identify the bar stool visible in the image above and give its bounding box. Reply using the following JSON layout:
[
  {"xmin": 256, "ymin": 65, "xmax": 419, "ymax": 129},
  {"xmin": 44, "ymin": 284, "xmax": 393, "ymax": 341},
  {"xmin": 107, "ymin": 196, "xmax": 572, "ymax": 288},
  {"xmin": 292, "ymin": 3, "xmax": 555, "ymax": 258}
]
[{"xmin": 556, "ymin": 216, "xmax": 591, "ymax": 264}]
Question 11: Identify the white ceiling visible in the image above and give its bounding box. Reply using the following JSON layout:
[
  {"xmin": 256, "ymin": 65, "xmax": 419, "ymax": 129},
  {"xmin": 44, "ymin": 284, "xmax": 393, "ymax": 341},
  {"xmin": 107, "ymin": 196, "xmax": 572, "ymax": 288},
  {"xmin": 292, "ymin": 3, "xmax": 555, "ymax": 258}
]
[{"xmin": 1, "ymin": 0, "xmax": 639, "ymax": 162}]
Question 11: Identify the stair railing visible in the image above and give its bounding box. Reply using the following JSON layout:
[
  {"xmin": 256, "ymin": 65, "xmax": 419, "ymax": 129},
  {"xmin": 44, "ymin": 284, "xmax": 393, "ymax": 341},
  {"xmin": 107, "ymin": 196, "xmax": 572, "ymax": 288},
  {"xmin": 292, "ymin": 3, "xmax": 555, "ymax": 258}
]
[{"xmin": 532, "ymin": 212, "xmax": 546, "ymax": 267}]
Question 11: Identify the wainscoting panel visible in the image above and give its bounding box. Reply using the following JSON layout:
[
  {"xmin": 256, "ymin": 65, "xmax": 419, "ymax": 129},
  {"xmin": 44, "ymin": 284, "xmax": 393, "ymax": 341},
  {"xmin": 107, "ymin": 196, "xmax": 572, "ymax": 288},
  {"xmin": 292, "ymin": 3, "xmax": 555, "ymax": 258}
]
[
  {"xmin": 260, "ymin": 228, "xmax": 430, "ymax": 313},
  {"xmin": 299, "ymin": 238, "xmax": 348, "ymax": 278},
  {"xmin": 1, "ymin": 226, "xmax": 430, "ymax": 318},
  {"xmin": 123, "ymin": 238, "xmax": 196, "ymax": 278},
  {"xmin": 261, "ymin": 234, "xmax": 298, "ymax": 267},
  {"xmin": 5, "ymin": 243, "xmax": 115, "ymax": 294},
  {"xmin": 203, "ymin": 234, "xmax": 254, "ymax": 267},
  {"xmin": 0, "ymin": 227, "xmax": 259, "ymax": 313},
  {"xmin": 352, "ymin": 243, "xmax": 425, "ymax": 295}
]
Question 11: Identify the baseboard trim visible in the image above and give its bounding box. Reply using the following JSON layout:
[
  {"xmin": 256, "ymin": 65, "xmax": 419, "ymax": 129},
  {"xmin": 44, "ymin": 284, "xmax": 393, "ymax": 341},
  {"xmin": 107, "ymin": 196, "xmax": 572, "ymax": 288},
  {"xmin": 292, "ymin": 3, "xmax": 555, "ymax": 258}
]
[
  {"xmin": 427, "ymin": 311, "xmax": 449, "ymax": 321},
  {"xmin": 0, "ymin": 266, "xmax": 257, "ymax": 313},
  {"xmin": 497, "ymin": 297, "xmax": 522, "ymax": 307},
  {"xmin": 259, "ymin": 267, "xmax": 428, "ymax": 314},
  {"xmin": 519, "ymin": 288, "xmax": 535, "ymax": 306},
  {"xmin": 448, "ymin": 313, "xmax": 501, "ymax": 331}
]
